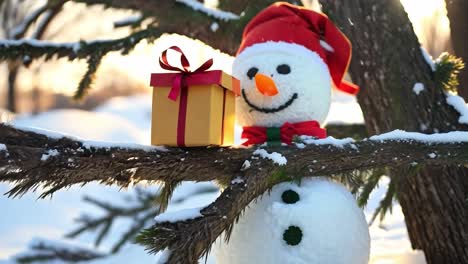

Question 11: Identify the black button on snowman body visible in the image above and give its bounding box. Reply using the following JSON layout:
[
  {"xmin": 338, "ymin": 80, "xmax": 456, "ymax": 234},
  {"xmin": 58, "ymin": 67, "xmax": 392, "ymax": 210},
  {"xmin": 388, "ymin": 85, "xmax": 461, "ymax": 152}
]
[{"xmin": 281, "ymin": 189, "xmax": 303, "ymax": 246}]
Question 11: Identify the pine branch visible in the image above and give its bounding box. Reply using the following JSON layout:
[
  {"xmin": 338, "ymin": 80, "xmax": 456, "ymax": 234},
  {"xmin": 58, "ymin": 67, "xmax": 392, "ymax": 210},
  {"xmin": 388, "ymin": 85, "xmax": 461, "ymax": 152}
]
[
  {"xmin": 65, "ymin": 185, "xmax": 216, "ymax": 254},
  {"xmin": 0, "ymin": 27, "xmax": 162, "ymax": 62},
  {"xmin": 72, "ymin": 0, "xmax": 241, "ymax": 21},
  {"xmin": 1, "ymin": 0, "xmax": 300, "ymax": 61},
  {"xmin": 2, "ymin": 123, "xmax": 468, "ymax": 198},
  {"xmin": 66, "ymin": 189, "xmax": 159, "ymax": 252},
  {"xmin": 8, "ymin": 3, "xmax": 49, "ymax": 39},
  {"xmin": 15, "ymin": 238, "xmax": 106, "ymax": 263},
  {"xmin": 30, "ymin": 1, "xmax": 65, "ymax": 40},
  {"xmin": 435, "ymin": 53, "xmax": 466, "ymax": 93},
  {"xmin": 369, "ymin": 177, "xmax": 397, "ymax": 225},
  {"xmin": 0, "ymin": 27, "xmax": 161, "ymax": 100},
  {"xmin": 356, "ymin": 168, "xmax": 386, "ymax": 207},
  {"xmin": 3, "ymin": 124, "xmax": 468, "ymax": 262},
  {"xmin": 74, "ymin": 51, "xmax": 103, "ymax": 100}
]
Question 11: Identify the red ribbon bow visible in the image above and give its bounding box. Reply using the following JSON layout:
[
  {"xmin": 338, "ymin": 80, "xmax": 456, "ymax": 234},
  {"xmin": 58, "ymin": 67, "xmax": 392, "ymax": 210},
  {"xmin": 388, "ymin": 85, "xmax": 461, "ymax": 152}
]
[
  {"xmin": 159, "ymin": 46, "xmax": 213, "ymax": 101},
  {"xmin": 241, "ymin": 121, "xmax": 327, "ymax": 146}
]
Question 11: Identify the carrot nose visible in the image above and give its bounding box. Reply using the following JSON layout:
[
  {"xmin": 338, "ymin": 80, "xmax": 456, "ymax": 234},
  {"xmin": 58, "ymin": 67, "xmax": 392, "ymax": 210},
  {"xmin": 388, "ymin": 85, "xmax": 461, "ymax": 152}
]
[{"xmin": 254, "ymin": 73, "xmax": 279, "ymax": 96}]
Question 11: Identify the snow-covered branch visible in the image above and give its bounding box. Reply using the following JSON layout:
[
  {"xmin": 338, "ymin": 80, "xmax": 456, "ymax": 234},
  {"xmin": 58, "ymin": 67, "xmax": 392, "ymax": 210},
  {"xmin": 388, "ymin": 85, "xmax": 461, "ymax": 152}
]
[
  {"xmin": 0, "ymin": 27, "xmax": 162, "ymax": 99},
  {"xmin": 9, "ymin": 4, "xmax": 49, "ymax": 39},
  {"xmin": 30, "ymin": 2, "xmax": 65, "ymax": 40},
  {"xmin": 175, "ymin": 0, "xmax": 240, "ymax": 21},
  {"xmin": 13, "ymin": 238, "xmax": 106, "ymax": 263},
  {"xmin": 3, "ymin": 123, "xmax": 468, "ymax": 262},
  {"xmin": 113, "ymin": 14, "xmax": 144, "ymax": 28},
  {"xmin": 1, "ymin": 123, "xmax": 468, "ymax": 198},
  {"xmin": 0, "ymin": 27, "xmax": 161, "ymax": 62}
]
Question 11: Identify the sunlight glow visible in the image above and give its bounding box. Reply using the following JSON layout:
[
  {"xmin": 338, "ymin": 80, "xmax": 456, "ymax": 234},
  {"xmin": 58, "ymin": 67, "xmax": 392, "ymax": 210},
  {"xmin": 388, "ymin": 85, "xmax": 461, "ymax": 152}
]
[
  {"xmin": 400, "ymin": 0, "xmax": 451, "ymax": 56},
  {"xmin": 401, "ymin": 0, "xmax": 445, "ymax": 19}
]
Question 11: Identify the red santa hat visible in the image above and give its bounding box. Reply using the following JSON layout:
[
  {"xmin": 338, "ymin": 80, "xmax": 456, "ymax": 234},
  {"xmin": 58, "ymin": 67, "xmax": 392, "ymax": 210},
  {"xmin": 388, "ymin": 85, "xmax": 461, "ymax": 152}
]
[{"xmin": 236, "ymin": 2, "xmax": 358, "ymax": 95}]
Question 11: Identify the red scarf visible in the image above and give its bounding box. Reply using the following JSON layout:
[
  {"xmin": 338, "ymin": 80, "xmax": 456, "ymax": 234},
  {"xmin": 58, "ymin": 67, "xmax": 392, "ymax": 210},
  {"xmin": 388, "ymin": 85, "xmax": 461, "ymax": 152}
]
[{"xmin": 242, "ymin": 121, "xmax": 327, "ymax": 146}]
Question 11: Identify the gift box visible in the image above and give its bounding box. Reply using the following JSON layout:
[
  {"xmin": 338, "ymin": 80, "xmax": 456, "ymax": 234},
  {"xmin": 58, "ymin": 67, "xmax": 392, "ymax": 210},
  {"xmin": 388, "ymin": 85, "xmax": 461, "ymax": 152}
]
[{"xmin": 150, "ymin": 46, "xmax": 240, "ymax": 147}]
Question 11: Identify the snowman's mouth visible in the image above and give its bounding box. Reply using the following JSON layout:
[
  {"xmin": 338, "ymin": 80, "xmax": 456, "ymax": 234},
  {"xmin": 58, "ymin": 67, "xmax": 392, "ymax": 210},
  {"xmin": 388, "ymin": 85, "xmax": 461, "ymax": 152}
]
[{"xmin": 241, "ymin": 89, "xmax": 298, "ymax": 114}]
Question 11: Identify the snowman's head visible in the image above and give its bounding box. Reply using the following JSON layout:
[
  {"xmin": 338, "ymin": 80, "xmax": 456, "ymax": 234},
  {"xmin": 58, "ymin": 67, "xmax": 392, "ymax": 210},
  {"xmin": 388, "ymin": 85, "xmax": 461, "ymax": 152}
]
[{"xmin": 233, "ymin": 42, "xmax": 332, "ymax": 127}]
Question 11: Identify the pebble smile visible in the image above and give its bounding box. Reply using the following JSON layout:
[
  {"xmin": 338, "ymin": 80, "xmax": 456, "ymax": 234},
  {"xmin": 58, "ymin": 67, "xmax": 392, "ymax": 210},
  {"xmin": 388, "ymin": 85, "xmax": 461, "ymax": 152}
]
[{"xmin": 241, "ymin": 89, "xmax": 298, "ymax": 114}]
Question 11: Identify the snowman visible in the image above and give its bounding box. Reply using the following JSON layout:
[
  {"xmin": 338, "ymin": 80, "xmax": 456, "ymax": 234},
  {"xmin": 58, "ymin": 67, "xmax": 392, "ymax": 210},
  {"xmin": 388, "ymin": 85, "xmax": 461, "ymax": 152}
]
[{"xmin": 213, "ymin": 2, "xmax": 370, "ymax": 264}]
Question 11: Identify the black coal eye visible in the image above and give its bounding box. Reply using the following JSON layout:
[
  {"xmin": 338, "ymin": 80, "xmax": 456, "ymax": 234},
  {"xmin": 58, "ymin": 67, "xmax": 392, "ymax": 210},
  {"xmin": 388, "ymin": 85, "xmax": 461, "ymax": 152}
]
[
  {"xmin": 281, "ymin": 190, "xmax": 300, "ymax": 204},
  {"xmin": 283, "ymin": 226, "xmax": 302, "ymax": 246},
  {"xmin": 247, "ymin": 67, "xmax": 259, "ymax": 80},
  {"xmin": 276, "ymin": 64, "xmax": 291, "ymax": 74}
]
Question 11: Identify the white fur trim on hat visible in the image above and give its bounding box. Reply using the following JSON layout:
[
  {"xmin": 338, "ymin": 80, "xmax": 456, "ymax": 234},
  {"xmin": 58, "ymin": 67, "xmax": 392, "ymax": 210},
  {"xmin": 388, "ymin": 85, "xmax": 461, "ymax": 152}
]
[{"xmin": 235, "ymin": 41, "xmax": 327, "ymax": 66}]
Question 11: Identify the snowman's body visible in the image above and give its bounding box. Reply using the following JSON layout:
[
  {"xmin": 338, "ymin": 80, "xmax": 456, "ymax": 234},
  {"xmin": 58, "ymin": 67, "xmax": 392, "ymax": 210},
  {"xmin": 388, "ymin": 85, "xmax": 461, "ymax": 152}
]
[
  {"xmin": 213, "ymin": 179, "xmax": 370, "ymax": 264},
  {"xmin": 213, "ymin": 3, "xmax": 370, "ymax": 263}
]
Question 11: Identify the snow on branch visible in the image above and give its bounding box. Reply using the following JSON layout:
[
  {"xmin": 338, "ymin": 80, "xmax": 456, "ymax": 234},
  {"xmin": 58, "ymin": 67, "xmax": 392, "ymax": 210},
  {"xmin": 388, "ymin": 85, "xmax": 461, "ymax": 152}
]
[
  {"xmin": 30, "ymin": 2, "xmax": 65, "ymax": 40},
  {"xmin": 446, "ymin": 93, "xmax": 468, "ymax": 124},
  {"xmin": 3, "ymin": 123, "xmax": 468, "ymax": 263},
  {"xmin": 113, "ymin": 14, "xmax": 144, "ymax": 28},
  {"xmin": 9, "ymin": 4, "xmax": 49, "ymax": 39},
  {"xmin": 175, "ymin": 0, "xmax": 240, "ymax": 21}
]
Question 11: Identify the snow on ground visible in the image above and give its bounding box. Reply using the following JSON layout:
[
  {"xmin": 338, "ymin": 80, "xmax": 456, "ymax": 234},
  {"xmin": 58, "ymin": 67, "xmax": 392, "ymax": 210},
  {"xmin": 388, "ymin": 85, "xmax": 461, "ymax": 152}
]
[
  {"xmin": 327, "ymin": 90, "xmax": 365, "ymax": 124},
  {"xmin": 365, "ymin": 177, "xmax": 426, "ymax": 264},
  {"xmin": 12, "ymin": 108, "xmax": 147, "ymax": 144},
  {"xmin": 94, "ymin": 94, "xmax": 152, "ymax": 132}
]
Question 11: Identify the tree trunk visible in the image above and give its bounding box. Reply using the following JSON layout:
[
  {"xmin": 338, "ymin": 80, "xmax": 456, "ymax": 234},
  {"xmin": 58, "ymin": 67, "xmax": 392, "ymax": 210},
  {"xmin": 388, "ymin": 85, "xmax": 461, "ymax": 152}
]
[
  {"xmin": 398, "ymin": 166, "xmax": 468, "ymax": 263},
  {"xmin": 445, "ymin": 0, "xmax": 468, "ymax": 100},
  {"xmin": 7, "ymin": 63, "xmax": 18, "ymax": 113},
  {"xmin": 321, "ymin": 1, "xmax": 468, "ymax": 263}
]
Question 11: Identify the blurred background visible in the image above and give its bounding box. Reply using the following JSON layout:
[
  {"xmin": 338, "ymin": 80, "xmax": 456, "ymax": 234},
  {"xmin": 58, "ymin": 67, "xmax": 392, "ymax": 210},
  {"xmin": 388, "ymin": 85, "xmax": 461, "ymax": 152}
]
[
  {"xmin": 0, "ymin": 0, "xmax": 456, "ymax": 263},
  {"xmin": 0, "ymin": 0, "xmax": 451, "ymax": 115}
]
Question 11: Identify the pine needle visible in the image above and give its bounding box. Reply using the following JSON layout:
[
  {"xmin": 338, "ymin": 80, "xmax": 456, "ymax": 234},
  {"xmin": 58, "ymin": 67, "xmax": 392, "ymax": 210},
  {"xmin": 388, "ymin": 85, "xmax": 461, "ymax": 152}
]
[
  {"xmin": 434, "ymin": 53, "xmax": 465, "ymax": 93},
  {"xmin": 74, "ymin": 52, "xmax": 103, "ymax": 100}
]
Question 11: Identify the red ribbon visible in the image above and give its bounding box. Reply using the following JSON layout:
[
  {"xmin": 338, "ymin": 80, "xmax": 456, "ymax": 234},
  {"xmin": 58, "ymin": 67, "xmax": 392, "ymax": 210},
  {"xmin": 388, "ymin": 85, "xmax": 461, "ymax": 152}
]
[
  {"xmin": 156, "ymin": 46, "xmax": 215, "ymax": 146},
  {"xmin": 159, "ymin": 46, "xmax": 213, "ymax": 101},
  {"xmin": 242, "ymin": 121, "xmax": 327, "ymax": 146}
]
